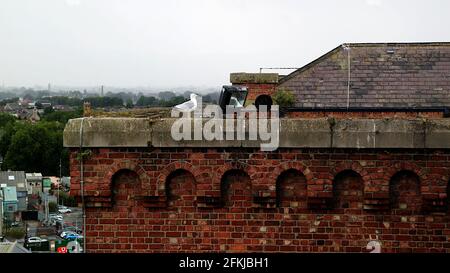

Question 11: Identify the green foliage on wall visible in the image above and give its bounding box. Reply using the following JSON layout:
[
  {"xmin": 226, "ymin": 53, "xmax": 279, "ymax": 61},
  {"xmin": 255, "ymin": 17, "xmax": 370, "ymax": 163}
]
[{"xmin": 273, "ymin": 89, "xmax": 296, "ymax": 108}]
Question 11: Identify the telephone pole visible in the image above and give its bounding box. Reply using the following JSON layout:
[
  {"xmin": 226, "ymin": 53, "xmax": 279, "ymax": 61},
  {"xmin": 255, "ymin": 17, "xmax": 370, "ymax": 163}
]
[{"xmin": 58, "ymin": 158, "xmax": 62, "ymax": 206}]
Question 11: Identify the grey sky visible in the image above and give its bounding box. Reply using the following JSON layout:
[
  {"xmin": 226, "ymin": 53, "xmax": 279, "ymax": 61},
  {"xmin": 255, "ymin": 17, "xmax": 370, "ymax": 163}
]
[{"xmin": 1, "ymin": 0, "xmax": 450, "ymax": 89}]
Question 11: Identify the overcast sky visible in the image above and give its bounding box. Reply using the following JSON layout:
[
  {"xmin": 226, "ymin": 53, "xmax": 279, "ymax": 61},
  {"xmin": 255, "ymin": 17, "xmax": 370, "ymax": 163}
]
[{"xmin": 1, "ymin": 0, "xmax": 450, "ymax": 89}]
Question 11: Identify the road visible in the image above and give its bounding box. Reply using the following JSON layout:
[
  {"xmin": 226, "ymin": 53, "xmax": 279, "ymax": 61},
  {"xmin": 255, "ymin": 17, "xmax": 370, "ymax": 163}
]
[
  {"xmin": 60, "ymin": 207, "xmax": 83, "ymax": 231},
  {"xmin": 25, "ymin": 206, "xmax": 83, "ymax": 240}
]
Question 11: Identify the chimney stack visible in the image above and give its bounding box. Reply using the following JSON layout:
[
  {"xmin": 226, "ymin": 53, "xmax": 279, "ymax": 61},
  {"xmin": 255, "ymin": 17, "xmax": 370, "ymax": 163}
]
[{"xmin": 230, "ymin": 72, "xmax": 279, "ymax": 106}]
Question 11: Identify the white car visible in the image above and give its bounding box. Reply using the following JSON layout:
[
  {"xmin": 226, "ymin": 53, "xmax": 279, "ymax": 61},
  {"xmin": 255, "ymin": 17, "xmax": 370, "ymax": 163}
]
[
  {"xmin": 27, "ymin": 237, "xmax": 48, "ymax": 243},
  {"xmin": 50, "ymin": 214, "xmax": 63, "ymax": 220},
  {"xmin": 58, "ymin": 208, "xmax": 72, "ymax": 214}
]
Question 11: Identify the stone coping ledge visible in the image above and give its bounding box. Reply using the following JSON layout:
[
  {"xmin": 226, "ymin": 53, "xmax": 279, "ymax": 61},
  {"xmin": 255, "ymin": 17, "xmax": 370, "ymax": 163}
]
[
  {"xmin": 230, "ymin": 73, "xmax": 279, "ymax": 84},
  {"xmin": 63, "ymin": 117, "xmax": 450, "ymax": 149}
]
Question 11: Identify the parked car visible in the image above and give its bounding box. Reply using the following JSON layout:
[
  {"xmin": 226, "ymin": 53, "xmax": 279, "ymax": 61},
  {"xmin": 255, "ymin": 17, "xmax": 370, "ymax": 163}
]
[
  {"xmin": 27, "ymin": 237, "xmax": 48, "ymax": 244},
  {"xmin": 58, "ymin": 208, "xmax": 71, "ymax": 214},
  {"xmin": 60, "ymin": 231, "xmax": 76, "ymax": 238},
  {"xmin": 50, "ymin": 214, "xmax": 63, "ymax": 220},
  {"xmin": 64, "ymin": 226, "xmax": 83, "ymax": 234},
  {"xmin": 60, "ymin": 231, "xmax": 83, "ymax": 240},
  {"xmin": 65, "ymin": 233, "xmax": 83, "ymax": 240}
]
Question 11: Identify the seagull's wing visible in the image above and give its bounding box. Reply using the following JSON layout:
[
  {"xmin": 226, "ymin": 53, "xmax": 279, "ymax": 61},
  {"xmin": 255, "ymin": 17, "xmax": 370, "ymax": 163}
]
[{"xmin": 174, "ymin": 100, "xmax": 196, "ymax": 112}]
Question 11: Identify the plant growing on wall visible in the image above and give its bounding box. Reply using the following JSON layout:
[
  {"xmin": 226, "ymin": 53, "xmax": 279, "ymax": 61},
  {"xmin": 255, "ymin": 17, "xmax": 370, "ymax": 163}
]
[
  {"xmin": 273, "ymin": 88, "xmax": 295, "ymax": 108},
  {"xmin": 76, "ymin": 149, "xmax": 93, "ymax": 161}
]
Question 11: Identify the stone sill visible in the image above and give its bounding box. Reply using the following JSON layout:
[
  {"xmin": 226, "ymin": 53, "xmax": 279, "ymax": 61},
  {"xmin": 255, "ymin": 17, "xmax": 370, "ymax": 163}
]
[{"xmin": 63, "ymin": 117, "xmax": 450, "ymax": 149}]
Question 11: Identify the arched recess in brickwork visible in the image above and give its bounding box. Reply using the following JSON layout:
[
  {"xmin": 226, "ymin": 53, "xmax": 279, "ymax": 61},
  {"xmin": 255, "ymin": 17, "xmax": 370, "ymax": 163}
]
[
  {"xmin": 213, "ymin": 161, "xmax": 252, "ymax": 197},
  {"xmin": 383, "ymin": 162, "xmax": 428, "ymax": 189},
  {"xmin": 254, "ymin": 95, "xmax": 273, "ymax": 112},
  {"xmin": 269, "ymin": 161, "xmax": 313, "ymax": 184},
  {"xmin": 157, "ymin": 161, "xmax": 206, "ymax": 196},
  {"xmin": 220, "ymin": 169, "xmax": 252, "ymax": 208},
  {"xmin": 389, "ymin": 170, "xmax": 423, "ymax": 213},
  {"xmin": 332, "ymin": 170, "xmax": 364, "ymax": 210},
  {"xmin": 104, "ymin": 161, "xmax": 148, "ymax": 196},
  {"xmin": 276, "ymin": 169, "xmax": 307, "ymax": 208},
  {"xmin": 111, "ymin": 169, "xmax": 140, "ymax": 208},
  {"xmin": 332, "ymin": 161, "xmax": 370, "ymax": 191},
  {"xmin": 165, "ymin": 169, "xmax": 196, "ymax": 208}
]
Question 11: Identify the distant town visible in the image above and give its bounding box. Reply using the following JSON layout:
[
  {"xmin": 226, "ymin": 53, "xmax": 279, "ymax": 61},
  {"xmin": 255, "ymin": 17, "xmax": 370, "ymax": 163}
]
[{"xmin": 0, "ymin": 85, "xmax": 217, "ymax": 253}]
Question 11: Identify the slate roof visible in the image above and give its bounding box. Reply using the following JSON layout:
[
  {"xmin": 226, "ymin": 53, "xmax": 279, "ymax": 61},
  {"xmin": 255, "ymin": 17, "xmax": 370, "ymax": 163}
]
[
  {"xmin": 0, "ymin": 242, "xmax": 31, "ymax": 253},
  {"xmin": 25, "ymin": 173, "xmax": 43, "ymax": 182},
  {"xmin": 278, "ymin": 43, "xmax": 450, "ymax": 108},
  {"xmin": 0, "ymin": 171, "xmax": 27, "ymax": 191}
]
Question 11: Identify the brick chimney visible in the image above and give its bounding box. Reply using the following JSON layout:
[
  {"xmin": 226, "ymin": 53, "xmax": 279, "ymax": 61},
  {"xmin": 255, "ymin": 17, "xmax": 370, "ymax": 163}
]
[
  {"xmin": 83, "ymin": 101, "xmax": 92, "ymax": 117},
  {"xmin": 230, "ymin": 72, "xmax": 278, "ymax": 106}
]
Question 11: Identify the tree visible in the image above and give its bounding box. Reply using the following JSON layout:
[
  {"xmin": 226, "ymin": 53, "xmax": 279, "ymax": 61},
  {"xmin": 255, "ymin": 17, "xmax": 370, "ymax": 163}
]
[
  {"xmin": 0, "ymin": 97, "xmax": 19, "ymax": 106},
  {"xmin": 125, "ymin": 99, "xmax": 134, "ymax": 108},
  {"xmin": 58, "ymin": 191, "xmax": 77, "ymax": 207},
  {"xmin": 158, "ymin": 91, "xmax": 176, "ymax": 101},
  {"xmin": 273, "ymin": 89, "xmax": 296, "ymax": 108},
  {"xmin": 43, "ymin": 107, "xmax": 55, "ymax": 115},
  {"xmin": 42, "ymin": 96, "xmax": 83, "ymax": 107},
  {"xmin": 0, "ymin": 121, "xmax": 25, "ymax": 158},
  {"xmin": 42, "ymin": 108, "xmax": 82, "ymax": 124},
  {"xmin": 49, "ymin": 201, "xmax": 58, "ymax": 213},
  {"xmin": 0, "ymin": 113, "xmax": 16, "ymax": 128},
  {"xmin": 0, "ymin": 121, "xmax": 69, "ymax": 176},
  {"xmin": 84, "ymin": 96, "xmax": 123, "ymax": 108},
  {"xmin": 136, "ymin": 95, "xmax": 158, "ymax": 107},
  {"xmin": 162, "ymin": 96, "xmax": 186, "ymax": 107},
  {"xmin": 23, "ymin": 93, "xmax": 35, "ymax": 100}
]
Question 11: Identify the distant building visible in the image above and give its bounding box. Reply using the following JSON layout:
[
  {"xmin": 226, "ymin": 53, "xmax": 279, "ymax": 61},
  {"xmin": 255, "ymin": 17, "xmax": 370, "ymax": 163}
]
[
  {"xmin": 61, "ymin": 177, "xmax": 71, "ymax": 190},
  {"xmin": 41, "ymin": 177, "xmax": 52, "ymax": 194},
  {"xmin": 40, "ymin": 102, "xmax": 52, "ymax": 108},
  {"xmin": 29, "ymin": 108, "xmax": 40, "ymax": 122},
  {"xmin": 0, "ymin": 171, "xmax": 28, "ymax": 212},
  {"xmin": 1, "ymin": 187, "xmax": 18, "ymax": 222},
  {"xmin": 18, "ymin": 98, "xmax": 32, "ymax": 108},
  {"xmin": 3, "ymin": 103, "xmax": 21, "ymax": 113},
  {"xmin": 45, "ymin": 176, "xmax": 60, "ymax": 189},
  {"xmin": 25, "ymin": 173, "xmax": 43, "ymax": 195},
  {"xmin": 53, "ymin": 105, "xmax": 74, "ymax": 112},
  {"xmin": 0, "ymin": 190, "xmax": 3, "ymax": 238},
  {"xmin": 0, "ymin": 241, "xmax": 31, "ymax": 253}
]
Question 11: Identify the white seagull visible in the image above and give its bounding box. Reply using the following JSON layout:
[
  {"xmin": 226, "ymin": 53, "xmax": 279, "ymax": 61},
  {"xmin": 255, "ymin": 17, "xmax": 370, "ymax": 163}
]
[{"xmin": 173, "ymin": 93, "xmax": 199, "ymax": 112}]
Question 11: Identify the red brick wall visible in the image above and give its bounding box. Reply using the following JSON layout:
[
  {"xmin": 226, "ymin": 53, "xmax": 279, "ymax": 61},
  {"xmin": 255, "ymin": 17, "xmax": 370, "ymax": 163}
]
[
  {"xmin": 333, "ymin": 170, "xmax": 364, "ymax": 210},
  {"xmin": 69, "ymin": 148, "xmax": 450, "ymax": 253},
  {"xmin": 276, "ymin": 169, "xmax": 307, "ymax": 208},
  {"xmin": 232, "ymin": 83, "xmax": 277, "ymax": 103}
]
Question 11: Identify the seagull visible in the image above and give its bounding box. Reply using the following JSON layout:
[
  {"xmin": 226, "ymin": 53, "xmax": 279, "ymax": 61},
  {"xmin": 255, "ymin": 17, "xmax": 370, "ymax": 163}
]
[{"xmin": 173, "ymin": 93, "xmax": 199, "ymax": 112}]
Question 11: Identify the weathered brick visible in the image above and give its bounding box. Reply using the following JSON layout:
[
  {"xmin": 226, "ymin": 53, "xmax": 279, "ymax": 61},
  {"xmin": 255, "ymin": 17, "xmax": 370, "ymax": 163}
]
[{"xmin": 70, "ymin": 147, "xmax": 450, "ymax": 253}]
